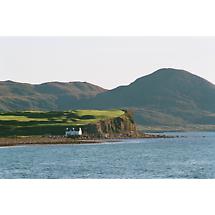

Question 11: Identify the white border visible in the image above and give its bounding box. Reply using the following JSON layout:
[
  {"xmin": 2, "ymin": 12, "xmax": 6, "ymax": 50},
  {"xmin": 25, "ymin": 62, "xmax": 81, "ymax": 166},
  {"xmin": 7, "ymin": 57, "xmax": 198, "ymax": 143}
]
[
  {"xmin": 0, "ymin": 0, "xmax": 215, "ymax": 36},
  {"xmin": 0, "ymin": 0, "xmax": 215, "ymax": 215},
  {"xmin": 0, "ymin": 180, "xmax": 215, "ymax": 215}
]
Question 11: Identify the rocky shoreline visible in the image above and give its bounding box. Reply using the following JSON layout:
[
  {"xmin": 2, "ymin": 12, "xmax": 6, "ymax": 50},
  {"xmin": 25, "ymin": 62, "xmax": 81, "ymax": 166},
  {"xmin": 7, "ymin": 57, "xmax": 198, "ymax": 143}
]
[{"xmin": 0, "ymin": 133, "xmax": 172, "ymax": 147}]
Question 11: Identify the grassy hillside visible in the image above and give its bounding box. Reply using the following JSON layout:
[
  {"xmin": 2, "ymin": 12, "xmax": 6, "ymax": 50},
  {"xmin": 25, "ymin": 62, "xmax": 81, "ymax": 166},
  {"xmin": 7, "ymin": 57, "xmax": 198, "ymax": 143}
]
[
  {"xmin": 0, "ymin": 110, "xmax": 125, "ymax": 136},
  {"xmin": 133, "ymin": 108, "xmax": 215, "ymax": 131},
  {"xmin": 0, "ymin": 81, "xmax": 106, "ymax": 111}
]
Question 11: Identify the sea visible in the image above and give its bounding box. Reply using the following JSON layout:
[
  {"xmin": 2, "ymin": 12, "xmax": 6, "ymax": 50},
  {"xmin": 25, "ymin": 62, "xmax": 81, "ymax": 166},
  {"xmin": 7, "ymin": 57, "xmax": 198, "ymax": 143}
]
[{"xmin": 0, "ymin": 132, "xmax": 215, "ymax": 179}]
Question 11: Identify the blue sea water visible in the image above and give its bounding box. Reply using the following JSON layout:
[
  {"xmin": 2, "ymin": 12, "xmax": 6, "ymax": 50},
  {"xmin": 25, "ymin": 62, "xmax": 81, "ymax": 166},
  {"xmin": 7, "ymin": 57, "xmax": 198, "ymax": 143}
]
[{"xmin": 0, "ymin": 132, "xmax": 215, "ymax": 179}]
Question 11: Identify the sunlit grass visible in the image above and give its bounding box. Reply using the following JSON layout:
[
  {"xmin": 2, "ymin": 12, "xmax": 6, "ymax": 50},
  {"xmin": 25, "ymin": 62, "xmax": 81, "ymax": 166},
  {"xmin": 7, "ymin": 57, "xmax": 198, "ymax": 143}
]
[
  {"xmin": 0, "ymin": 109, "xmax": 125, "ymax": 136},
  {"xmin": 0, "ymin": 115, "xmax": 49, "ymax": 122}
]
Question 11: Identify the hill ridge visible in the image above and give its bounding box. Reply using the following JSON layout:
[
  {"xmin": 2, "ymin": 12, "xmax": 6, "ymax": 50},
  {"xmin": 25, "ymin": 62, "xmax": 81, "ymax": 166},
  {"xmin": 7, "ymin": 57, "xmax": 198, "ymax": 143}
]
[{"xmin": 0, "ymin": 68, "xmax": 215, "ymax": 129}]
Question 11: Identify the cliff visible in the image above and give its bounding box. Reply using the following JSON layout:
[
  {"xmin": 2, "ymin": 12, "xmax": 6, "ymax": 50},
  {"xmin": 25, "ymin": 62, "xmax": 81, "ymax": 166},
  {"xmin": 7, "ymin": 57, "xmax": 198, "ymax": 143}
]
[{"xmin": 81, "ymin": 110, "xmax": 139, "ymax": 138}]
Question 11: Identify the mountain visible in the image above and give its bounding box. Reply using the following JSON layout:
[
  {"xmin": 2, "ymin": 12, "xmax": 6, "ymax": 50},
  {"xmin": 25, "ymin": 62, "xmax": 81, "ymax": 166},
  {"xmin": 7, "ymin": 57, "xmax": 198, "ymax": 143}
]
[
  {"xmin": 0, "ymin": 68, "xmax": 215, "ymax": 130},
  {"xmin": 80, "ymin": 68, "xmax": 215, "ymax": 129},
  {"xmin": 0, "ymin": 81, "xmax": 106, "ymax": 111},
  {"xmin": 84, "ymin": 68, "xmax": 215, "ymax": 109}
]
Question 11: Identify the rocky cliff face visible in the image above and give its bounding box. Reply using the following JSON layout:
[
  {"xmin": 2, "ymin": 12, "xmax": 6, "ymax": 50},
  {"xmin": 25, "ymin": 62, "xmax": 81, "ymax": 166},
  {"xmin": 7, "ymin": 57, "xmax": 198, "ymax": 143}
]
[{"xmin": 81, "ymin": 110, "xmax": 139, "ymax": 138}]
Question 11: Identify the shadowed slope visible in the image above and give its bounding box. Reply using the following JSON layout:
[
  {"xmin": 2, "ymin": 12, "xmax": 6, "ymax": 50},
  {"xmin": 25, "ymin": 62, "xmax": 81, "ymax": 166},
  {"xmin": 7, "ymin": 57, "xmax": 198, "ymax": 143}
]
[
  {"xmin": 87, "ymin": 68, "xmax": 215, "ymax": 111},
  {"xmin": 82, "ymin": 68, "xmax": 215, "ymax": 127}
]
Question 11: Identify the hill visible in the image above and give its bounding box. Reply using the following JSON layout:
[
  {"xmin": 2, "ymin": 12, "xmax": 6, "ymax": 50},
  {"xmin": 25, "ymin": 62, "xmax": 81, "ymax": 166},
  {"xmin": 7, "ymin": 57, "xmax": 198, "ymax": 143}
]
[
  {"xmin": 85, "ymin": 68, "xmax": 215, "ymax": 110},
  {"xmin": 0, "ymin": 68, "xmax": 215, "ymax": 130},
  {"xmin": 81, "ymin": 68, "xmax": 215, "ymax": 130},
  {"xmin": 0, "ymin": 81, "xmax": 106, "ymax": 111}
]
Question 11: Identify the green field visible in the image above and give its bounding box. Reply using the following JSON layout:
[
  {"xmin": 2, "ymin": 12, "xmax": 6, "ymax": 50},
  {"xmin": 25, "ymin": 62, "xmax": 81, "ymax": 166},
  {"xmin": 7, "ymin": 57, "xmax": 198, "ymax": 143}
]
[{"xmin": 0, "ymin": 109, "xmax": 125, "ymax": 136}]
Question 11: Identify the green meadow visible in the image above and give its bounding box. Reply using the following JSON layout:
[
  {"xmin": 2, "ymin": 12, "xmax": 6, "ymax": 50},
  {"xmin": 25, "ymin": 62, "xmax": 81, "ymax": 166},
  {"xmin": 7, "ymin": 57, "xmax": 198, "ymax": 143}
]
[{"xmin": 0, "ymin": 110, "xmax": 124, "ymax": 136}]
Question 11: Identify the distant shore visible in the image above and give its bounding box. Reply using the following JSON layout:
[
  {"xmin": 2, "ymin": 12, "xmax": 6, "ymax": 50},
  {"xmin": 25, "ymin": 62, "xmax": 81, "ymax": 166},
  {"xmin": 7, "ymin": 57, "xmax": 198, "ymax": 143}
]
[{"xmin": 0, "ymin": 133, "xmax": 171, "ymax": 147}]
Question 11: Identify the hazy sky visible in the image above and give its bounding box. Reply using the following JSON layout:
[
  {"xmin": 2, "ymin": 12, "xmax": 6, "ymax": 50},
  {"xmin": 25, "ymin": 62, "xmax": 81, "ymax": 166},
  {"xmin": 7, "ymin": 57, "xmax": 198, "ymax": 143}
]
[{"xmin": 0, "ymin": 37, "xmax": 215, "ymax": 89}]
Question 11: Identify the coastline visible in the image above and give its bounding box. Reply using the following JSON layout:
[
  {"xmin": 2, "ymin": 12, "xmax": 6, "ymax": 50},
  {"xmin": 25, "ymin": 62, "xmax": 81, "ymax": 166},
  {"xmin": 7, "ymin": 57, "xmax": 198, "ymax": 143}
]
[{"xmin": 0, "ymin": 133, "xmax": 171, "ymax": 147}]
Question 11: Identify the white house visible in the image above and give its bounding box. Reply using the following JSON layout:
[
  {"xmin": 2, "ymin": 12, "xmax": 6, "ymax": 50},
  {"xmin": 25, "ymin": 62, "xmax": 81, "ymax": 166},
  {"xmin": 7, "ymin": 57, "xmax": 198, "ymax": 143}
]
[{"xmin": 65, "ymin": 127, "xmax": 82, "ymax": 137}]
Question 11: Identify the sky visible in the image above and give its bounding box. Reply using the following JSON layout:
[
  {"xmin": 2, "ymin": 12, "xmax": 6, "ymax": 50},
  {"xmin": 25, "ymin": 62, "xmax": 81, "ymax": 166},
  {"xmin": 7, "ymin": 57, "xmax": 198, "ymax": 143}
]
[{"xmin": 0, "ymin": 37, "xmax": 215, "ymax": 89}]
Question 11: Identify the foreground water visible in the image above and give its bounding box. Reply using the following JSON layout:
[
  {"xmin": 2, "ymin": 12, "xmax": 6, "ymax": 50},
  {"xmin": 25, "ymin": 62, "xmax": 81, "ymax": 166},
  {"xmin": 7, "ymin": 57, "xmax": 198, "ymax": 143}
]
[{"xmin": 0, "ymin": 132, "xmax": 215, "ymax": 179}]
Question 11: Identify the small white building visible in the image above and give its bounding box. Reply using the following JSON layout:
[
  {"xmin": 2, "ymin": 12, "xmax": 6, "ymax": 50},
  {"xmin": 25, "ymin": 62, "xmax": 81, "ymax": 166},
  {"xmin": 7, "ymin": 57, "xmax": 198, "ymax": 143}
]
[{"xmin": 65, "ymin": 127, "xmax": 82, "ymax": 137}]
